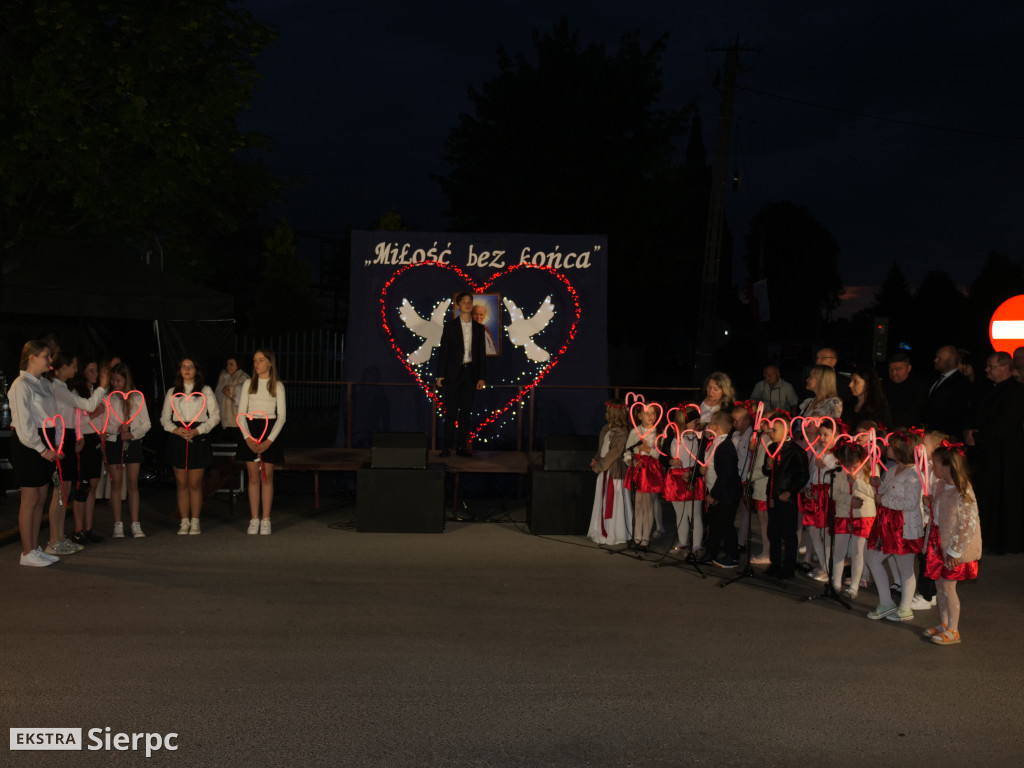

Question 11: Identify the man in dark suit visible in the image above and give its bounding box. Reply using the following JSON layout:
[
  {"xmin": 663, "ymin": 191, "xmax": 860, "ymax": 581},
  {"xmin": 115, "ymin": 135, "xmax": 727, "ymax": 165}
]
[
  {"xmin": 884, "ymin": 351, "xmax": 929, "ymax": 428},
  {"xmin": 436, "ymin": 292, "xmax": 486, "ymax": 456},
  {"xmin": 921, "ymin": 345, "xmax": 972, "ymax": 437},
  {"xmin": 698, "ymin": 411, "xmax": 743, "ymax": 568}
]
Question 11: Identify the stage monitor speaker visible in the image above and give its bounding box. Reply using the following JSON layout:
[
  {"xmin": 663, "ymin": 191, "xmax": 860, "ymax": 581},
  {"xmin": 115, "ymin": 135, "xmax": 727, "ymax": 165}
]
[
  {"xmin": 371, "ymin": 431, "xmax": 428, "ymax": 469},
  {"xmin": 528, "ymin": 466, "xmax": 593, "ymax": 535},
  {"xmin": 357, "ymin": 465, "xmax": 445, "ymax": 532},
  {"xmin": 543, "ymin": 434, "xmax": 596, "ymax": 472}
]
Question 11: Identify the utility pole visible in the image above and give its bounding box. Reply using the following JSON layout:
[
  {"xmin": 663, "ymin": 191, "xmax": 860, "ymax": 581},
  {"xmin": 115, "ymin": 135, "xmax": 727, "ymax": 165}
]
[{"xmin": 694, "ymin": 39, "xmax": 755, "ymax": 376}]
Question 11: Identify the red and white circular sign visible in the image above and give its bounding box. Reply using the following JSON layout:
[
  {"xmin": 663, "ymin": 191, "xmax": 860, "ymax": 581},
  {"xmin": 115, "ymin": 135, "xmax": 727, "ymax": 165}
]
[{"xmin": 989, "ymin": 295, "xmax": 1024, "ymax": 354}]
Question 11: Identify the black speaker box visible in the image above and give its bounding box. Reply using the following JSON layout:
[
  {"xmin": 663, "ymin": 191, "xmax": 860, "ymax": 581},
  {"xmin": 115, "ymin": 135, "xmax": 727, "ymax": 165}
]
[
  {"xmin": 543, "ymin": 434, "xmax": 597, "ymax": 472},
  {"xmin": 357, "ymin": 465, "xmax": 445, "ymax": 533},
  {"xmin": 528, "ymin": 466, "xmax": 593, "ymax": 535},
  {"xmin": 371, "ymin": 431, "xmax": 428, "ymax": 469}
]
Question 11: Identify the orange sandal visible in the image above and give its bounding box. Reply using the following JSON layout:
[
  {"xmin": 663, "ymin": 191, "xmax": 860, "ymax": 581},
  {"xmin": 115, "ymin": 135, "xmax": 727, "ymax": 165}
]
[{"xmin": 930, "ymin": 629, "xmax": 961, "ymax": 646}]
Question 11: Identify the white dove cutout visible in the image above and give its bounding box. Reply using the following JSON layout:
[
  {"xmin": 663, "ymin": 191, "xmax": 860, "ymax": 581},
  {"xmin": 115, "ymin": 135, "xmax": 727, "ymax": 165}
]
[
  {"xmin": 399, "ymin": 298, "xmax": 451, "ymax": 364},
  {"xmin": 503, "ymin": 295, "xmax": 555, "ymax": 362}
]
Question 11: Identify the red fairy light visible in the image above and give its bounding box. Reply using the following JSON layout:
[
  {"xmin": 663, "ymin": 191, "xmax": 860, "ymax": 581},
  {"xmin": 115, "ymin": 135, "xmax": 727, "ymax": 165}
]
[{"xmin": 379, "ymin": 260, "xmax": 583, "ymax": 441}]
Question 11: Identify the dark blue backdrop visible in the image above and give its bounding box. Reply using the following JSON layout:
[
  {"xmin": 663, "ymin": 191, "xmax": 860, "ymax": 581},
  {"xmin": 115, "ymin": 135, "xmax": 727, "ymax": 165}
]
[{"xmin": 340, "ymin": 231, "xmax": 609, "ymax": 450}]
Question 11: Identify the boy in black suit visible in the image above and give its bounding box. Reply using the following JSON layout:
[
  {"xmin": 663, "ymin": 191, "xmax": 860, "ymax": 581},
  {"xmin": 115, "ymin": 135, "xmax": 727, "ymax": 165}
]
[
  {"xmin": 436, "ymin": 292, "xmax": 486, "ymax": 456},
  {"xmin": 762, "ymin": 412, "xmax": 810, "ymax": 579},
  {"xmin": 699, "ymin": 411, "xmax": 743, "ymax": 568}
]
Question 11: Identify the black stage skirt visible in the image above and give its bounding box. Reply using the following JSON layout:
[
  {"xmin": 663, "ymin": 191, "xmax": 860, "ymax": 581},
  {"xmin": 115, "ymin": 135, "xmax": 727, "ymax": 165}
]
[
  {"xmin": 11, "ymin": 428, "xmax": 59, "ymax": 488},
  {"xmin": 235, "ymin": 418, "xmax": 284, "ymax": 464},
  {"xmin": 104, "ymin": 437, "xmax": 145, "ymax": 466},
  {"xmin": 79, "ymin": 433, "xmax": 103, "ymax": 480},
  {"xmin": 164, "ymin": 423, "xmax": 213, "ymax": 470}
]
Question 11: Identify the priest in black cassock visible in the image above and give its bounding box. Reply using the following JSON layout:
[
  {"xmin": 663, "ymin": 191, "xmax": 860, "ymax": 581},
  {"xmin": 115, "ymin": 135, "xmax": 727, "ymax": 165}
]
[{"xmin": 965, "ymin": 351, "xmax": 1024, "ymax": 554}]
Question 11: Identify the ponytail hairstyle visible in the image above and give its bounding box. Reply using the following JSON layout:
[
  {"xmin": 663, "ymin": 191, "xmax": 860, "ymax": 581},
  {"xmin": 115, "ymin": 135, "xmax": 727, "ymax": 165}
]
[
  {"xmin": 932, "ymin": 444, "xmax": 972, "ymax": 497},
  {"xmin": 247, "ymin": 348, "xmax": 279, "ymax": 397},
  {"xmin": 835, "ymin": 441, "xmax": 869, "ymax": 480},
  {"xmin": 46, "ymin": 351, "xmax": 76, "ymax": 381},
  {"xmin": 19, "ymin": 339, "xmax": 49, "ymax": 371}
]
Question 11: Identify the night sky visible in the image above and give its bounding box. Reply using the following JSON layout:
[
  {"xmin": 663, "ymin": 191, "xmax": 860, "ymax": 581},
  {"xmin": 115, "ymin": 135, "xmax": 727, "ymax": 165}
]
[{"xmin": 239, "ymin": 0, "xmax": 1024, "ymax": 313}]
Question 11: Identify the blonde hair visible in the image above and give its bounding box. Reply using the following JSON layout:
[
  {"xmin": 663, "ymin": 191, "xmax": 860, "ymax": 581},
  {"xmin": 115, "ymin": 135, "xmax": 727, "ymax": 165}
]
[
  {"xmin": 19, "ymin": 340, "xmax": 48, "ymax": 371},
  {"xmin": 810, "ymin": 365, "xmax": 838, "ymax": 400},
  {"xmin": 605, "ymin": 399, "xmax": 628, "ymax": 429},
  {"xmin": 932, "ymin": 445, "xmax": 972, "ymax": 497},
  {"xmin": 704, "ymin": 372, "xmax": 735, "ymax": 405},
  {"xmin": 247, "ymin": 348, "xmax": 280, "ymax": 397}
]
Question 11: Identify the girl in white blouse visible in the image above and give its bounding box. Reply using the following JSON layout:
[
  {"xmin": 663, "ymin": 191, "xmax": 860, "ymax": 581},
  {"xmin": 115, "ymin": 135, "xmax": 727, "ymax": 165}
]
[
  {"xmin": 160, "ymin": 357, "xmax": 220, "ymax": 535},
  {"xmin": 105, "ymin": 363, "xmax": 151, "ymax": 539},
  {"xmin": 236, "ymin": 349, "xmax": 286, "ymax": 535}
]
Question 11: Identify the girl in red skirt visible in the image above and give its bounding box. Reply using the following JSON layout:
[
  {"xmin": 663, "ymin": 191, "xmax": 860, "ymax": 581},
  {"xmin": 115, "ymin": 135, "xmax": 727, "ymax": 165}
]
[
  {"xmin": 865, "ymin": 431, "xmax": 924, "ymax": 622},
  {"xmin": 830, "ymin": 441, "xmax": 876, "ymax": 598},
  {"xmin": 798, "ymin": 420, "xmax": 838, "ymax": 581},
  {"xmin": 922, "ymin": 443, "xmax": 981, "ymax": 645},
  {"xmin": 664, "ymin": 405, "xmax": 705, "ymax": 554},
  {"xmin": 624, "ymin": 403, "xmax": 664, "ymax": 551}
]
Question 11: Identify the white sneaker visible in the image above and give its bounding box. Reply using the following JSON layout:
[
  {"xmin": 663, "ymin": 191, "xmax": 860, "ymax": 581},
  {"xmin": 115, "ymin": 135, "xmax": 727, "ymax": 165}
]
[
  {"xmin": 35, "ymin": 547, "xmax": 59, "ymax": 564},
  {"xmin": 45, "ymin": 540, "xmax": 77, "ymax": 556},
  {"xmin": 808, "ymin": 567, "xmax": 829, "ymax": 582},
  {"xmin": 20, "ymin": 549, "xmax": 54, "ymax": 567},
  {"xmin": 65, "ymin": 537, "xmax": 85, "ymax": 552},
  {"xmin": 910, "ymin": 593, "xmax": 935, "ymax": 611},
  {"xmin": 247, "ymin": 518, "xmax": 260, "ymax": 535},
  {"xmin": 189, "ymin": 518, "xmax": 201, "ymax": 535},
  {"xmin": 113, "ymin": 522, "xmax": 125, "ymax": 538},
  {"xmin": 131, "ymin": 522, "xmax": 146, "ymax": 539},
  {"xmin": 259, "ymin": 518, "xmax": 271, "ymax": 536},
  {"xmin": 177, "ymin": 519, "xmax": 191, "ymax": 535}
]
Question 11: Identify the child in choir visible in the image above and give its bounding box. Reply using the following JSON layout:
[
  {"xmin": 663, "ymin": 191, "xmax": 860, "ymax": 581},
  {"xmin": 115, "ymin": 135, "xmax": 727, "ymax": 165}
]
[
  {"xmin": 698, "ymin": 411, "xmax": 742, "ymax": 568},
  {"xmin": 730, "ymin": 405, "xmax": 758, "ymax": 557},
  {"xmin": 746, "ymin": 411, "xmax": 772, "ymax": 564},
  {"xmin": 105, "ymin": 363, "xmax": 151, "ymax": 538},
  {"xmin": 665, "ymin": 405, "xmax": 704, "ymax": 555},
  {"xmin": 68, "ymin": 359, "xmax": 106, "ymax": 545},
  {"xmin": 864, "ymin": 431, "xmax": 925, "ymax": 621},
  {"xmin": 623, "ymin": 403, "xmax": 664, "ymax": 551},
  {"xmin": 762, "ymin": 412, "xmax": 809, "ymax": 579},
  {"xmin": 910, "ymin": 429, "xmax": 949, "ymax": 611},
  {"xmin": 830, "ymin": 441, "xmax": 876, "ymax": 598},
  {"xmin": 798, "ymin": 420, "xmax": 838, "ymax": 582},
  {"xmin": 587, "ymin": 399, "xmax": 631, "ymax": 547},
  {"xmin": 237, "ymin": 349, "xmax": 287, "ymax": 535},
  {"xmin": 923, "ymin": 443, "xmax": 982, "ymax": 645}
]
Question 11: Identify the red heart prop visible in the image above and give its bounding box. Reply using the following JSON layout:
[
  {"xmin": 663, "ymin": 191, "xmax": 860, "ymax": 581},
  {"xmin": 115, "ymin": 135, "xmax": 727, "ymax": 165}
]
[
  {"xmin": 380, "ymin": 261, "xmax": 581, "ymax": 441},
  {"xmin": 42, "ymin": 414, "xmax": 66, "ymax": 456},
  {"xmin": 839, "ymin": 448, "xmax": 872, "ymax": 477},
  {"xmin": 171, "ymin": 391, "xmax": 207, "ymax": 430},
  {"xmin": 753, "ymin": 401, "xmax": 764, "ymax": 431},
  {"xmin": 107, "ymin": 390, "xmax": 145, "ymax": 425},
  {"xmin": 759, "ymin": 418, "xmax": 788, "ymax": 460},
  {"xmin": 629, "ymin": 400, "xmax": 663, "ymax": 444},
  {"xmin": 801, "ymin": 416, "xmax": 837, "ymax": 459},
  {"xmin": 87, "ymin": 408, "xmax": 110, "ymax": 436},
  {"xmin": 655, "ymin": 422, "xmax": 680, "ymax": 459},
  {"xmin": 236, "ymin": 410, "xmax": 270, "ymax": 443},
  {"xmin": 913, "ymin": 443, "xmax": 930, "ymax": 495},
  {"xmin": 680, "ymin": 428, "xmax": 713, "ymax": 468},
  {"xmin": 665, "ymin": 402, "xmax": 701, "ymax": 429}
]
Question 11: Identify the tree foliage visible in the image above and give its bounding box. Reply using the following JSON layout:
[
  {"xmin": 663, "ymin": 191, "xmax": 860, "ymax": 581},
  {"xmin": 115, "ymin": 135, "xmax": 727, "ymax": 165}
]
[
  {"xmin": 744, "ymin": 201, "xmax": 843, "ymax": 338},
  {"xmin": 0, "ymin": 0, "xmax": 281, "ymax": 275},
  {"xmin": 247, "ymin": 220, "xmax": 320, "ymax": 335},
  {"xmin": 436, "ymin": 19, "xmax": 697, "ymax": 356}
]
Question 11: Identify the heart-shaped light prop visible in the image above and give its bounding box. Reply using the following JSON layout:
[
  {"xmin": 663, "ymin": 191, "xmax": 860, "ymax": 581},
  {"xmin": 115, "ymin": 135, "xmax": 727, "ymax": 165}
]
[
  {"xmin": 681, "ymin": 428, "xmax": 714, "ymax": 468},
  {"xmin": 629, "ymin": 400, "xmax": 664, "ymax": 444},
  {"xmin": 753, "ymin": 401, "xmax": 764, "ymax": 431},
  {"xmin": 171, "ymin": 391, "xmax": 207, "ymax": 430},
  {"xmin": 759, "ymin": 418, "xmax": 788, "ymax": 461},
  {"xmin": 236, "ymin": 411, "xmax": 270, "ymax": 444},
  {"xmin": 380, "ymin": 261, "xmax": 582, "ymax": 443},
  {"xmin": 802, "ymin": 416, "xmax": 838, "ymax": 459},
  {"xmin": 655, "ymin": 422, "xmax": 681, "ymax": 459},
  {"xmin": 42, "ymin": 415, "xmax": 66, "ymax": 456},
  {"xmin": 88, "ymin": 408, "xmax": 111, "ymax": 436},
  {"xmin": 839, "ymin": 446, "xmax": 872, "ymax": 477},
  {"xmin": 107, "ymin": 390, "xmax": 145, "ymax": 426},
  {"xmin": 913, "ymin": 443, "xmax": 930, "ymax": 496}
]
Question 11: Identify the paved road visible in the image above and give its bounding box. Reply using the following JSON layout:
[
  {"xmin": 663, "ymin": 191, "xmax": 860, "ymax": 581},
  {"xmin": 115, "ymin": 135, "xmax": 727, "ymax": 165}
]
[{"xmin": 2, "ymin": 485, "xmax": 1022, "ymax": 767}]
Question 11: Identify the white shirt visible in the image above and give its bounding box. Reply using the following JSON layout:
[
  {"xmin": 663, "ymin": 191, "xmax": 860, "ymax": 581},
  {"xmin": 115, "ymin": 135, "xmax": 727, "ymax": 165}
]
[
  {"xmin": 8, "ymin": 371, "xmax": 57, "ymax": 453},
  {"xmin": 460, "ymin": 318, "xmax": 473, "ymax": 363},
  {"xmin": 731, "ymin": 427, "xmax": 753, "ymax": 478},
  {"xmin": 51, "ymin": 379, "xmax": 107, "ymax": 438},
  {"xmin": 160, "ymin": 384, "xmax": 220, "ymax": 435},
  {"xmin": 102, "ymin": 391, "xmax": 151, "ymax": 443},
  {"xmin": 237, "ymin": 377, "xmax": 287, "ymax": 443},
  {"xmin": 704, "ymin": 433, "xmax": 729, "ymax": 490}
]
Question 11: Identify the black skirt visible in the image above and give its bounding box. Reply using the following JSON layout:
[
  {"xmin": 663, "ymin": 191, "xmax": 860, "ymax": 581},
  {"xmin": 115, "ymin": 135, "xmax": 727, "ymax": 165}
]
[
  {"xmin": 79, "ymin": 434, "xmax": 103, "ymax": 480},
  {"xmin": 12, "ymin": 428, "xmax": 58, "ymax": 488},
  {"xmin": 235, "ymin": 418, "xmax": 285, "ymax": 464},
  {"xmin": 164, "ymin": 424, "xmax": 213, "ymax": 470},
  {"xmin": 104, "ymin": 437, "xmax": 144, "ymax": 466}
]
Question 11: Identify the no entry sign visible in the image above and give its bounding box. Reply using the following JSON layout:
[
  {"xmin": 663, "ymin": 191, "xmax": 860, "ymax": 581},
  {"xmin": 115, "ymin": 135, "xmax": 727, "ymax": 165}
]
[{"xmin": 989, "ymin": 295, "xmax": 1024, "ymax": 354}]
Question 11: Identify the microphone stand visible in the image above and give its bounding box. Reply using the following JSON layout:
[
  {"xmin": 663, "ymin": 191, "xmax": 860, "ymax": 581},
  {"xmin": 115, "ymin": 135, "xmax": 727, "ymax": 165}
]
[{"xmin": 800, "ymin": 467, "xmax": 850, "ymax": 609}]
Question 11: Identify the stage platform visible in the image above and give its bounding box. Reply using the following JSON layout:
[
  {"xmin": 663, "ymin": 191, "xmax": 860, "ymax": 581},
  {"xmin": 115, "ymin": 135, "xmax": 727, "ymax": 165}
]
[{"xmin": 277, "ymin": 448, "xmax": 542, "ymax": 509}]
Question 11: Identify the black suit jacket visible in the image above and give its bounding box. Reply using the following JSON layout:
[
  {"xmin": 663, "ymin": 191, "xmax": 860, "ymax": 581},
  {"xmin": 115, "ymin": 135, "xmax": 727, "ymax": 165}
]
[
  {"xmin": 921, "ymin": 370, "xmax": 972, "ymax": 437},
  {"xmin": 708, "ymin": 436, "xmax": 742, "ymax": 510},
  {"xmin": 437, "ymin": 317, "xmax": 486, "ymax": 383}
]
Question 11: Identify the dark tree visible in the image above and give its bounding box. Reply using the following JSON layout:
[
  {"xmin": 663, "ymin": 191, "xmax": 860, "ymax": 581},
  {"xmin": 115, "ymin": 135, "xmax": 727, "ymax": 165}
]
[
  {"xmin": 436, "ymin": 19, "xmax": 698, "ymax": 361},
  {"xmin": 0, "ymin": 0, "xmax": 282, "ymax": 277},
  {"xmin": 913, "ymin": 270, "xmax": 968, "ymax": 355},
  {"xmin": 744, "ymin": 201, "xmax": 843, "ymax": 339}
]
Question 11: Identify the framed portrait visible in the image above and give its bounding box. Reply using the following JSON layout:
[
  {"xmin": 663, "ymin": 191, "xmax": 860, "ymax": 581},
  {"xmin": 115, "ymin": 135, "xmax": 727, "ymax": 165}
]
[{"xmin": 453, "ymin": 292, "xmax": 501, "ymax": 356}]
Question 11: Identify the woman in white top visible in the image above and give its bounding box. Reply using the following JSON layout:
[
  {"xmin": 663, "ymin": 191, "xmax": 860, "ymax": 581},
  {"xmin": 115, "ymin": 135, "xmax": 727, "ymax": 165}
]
[
  {"xmin": 104, "ymin": 362, "xmax": 151, "ymax": 539},
  {"xmin": 236, "ymin": 348, "xmax": 286, "ymax": 535},
  {"xmin": 160, "ymin": 357, "xmax": 220, "ymax": 535},
  {"xmin": 46, "ymin": 352, "xmax": 108, "ymax": 556},
  {"xmin": 215, "ymin": 355, "xmax": 248, "ymax": 433}
]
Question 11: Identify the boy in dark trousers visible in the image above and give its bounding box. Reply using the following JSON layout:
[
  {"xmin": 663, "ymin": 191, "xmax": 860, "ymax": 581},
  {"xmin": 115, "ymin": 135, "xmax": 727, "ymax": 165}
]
[
  {"xmin": 762, "ymin": 412, "xmax": 810, "ymax": 579},
  {"xmin": 698, "ymin": 411, "xmax": 743, "ymax": 568}
]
